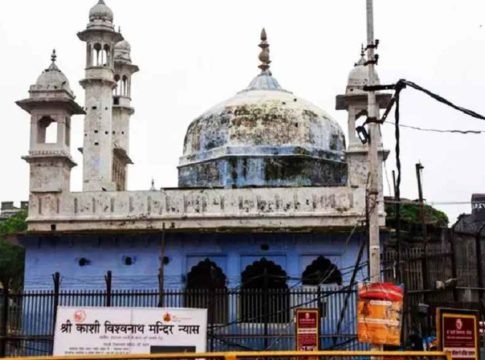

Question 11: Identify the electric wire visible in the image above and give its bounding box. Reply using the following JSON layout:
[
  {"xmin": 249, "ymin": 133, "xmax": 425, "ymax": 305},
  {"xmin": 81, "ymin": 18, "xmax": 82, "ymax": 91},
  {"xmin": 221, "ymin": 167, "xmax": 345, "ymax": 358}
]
[
  {"xmin": 403, "ymin": 79, "xmax": 485, "ymax": 121},
  {"xmin": 385, "ymin": 121, "xmax": 485, "ymax": 134},
  {"xmin": 384, "ymin": 199, "xmax": 471, "ymax": 205}
]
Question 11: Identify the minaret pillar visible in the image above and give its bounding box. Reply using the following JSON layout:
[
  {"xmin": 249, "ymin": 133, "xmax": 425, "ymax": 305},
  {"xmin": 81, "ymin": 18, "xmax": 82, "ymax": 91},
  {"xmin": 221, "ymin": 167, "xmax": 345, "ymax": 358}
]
[
  {"xmin": 78, "ymin": 0, "xmax": 122, "ymax": 191},
  {"xmin": 111, "ymin": 37, "xmax": 138, "ymax": 190}
]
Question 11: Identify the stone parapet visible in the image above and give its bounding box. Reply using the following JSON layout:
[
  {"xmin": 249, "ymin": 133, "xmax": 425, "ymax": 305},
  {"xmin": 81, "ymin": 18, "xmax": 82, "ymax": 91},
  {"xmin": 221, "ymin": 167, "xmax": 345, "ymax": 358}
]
[{"xmin": 26, "ymin": 186, "xmax": 384, "ymax": 232}]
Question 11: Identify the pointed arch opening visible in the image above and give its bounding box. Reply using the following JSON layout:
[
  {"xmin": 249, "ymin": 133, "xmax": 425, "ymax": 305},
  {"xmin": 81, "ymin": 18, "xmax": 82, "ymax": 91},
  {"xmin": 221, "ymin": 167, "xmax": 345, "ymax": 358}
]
[
  {"xmin": 103, "ymin": 44, "xmax": 111, "ymax": 67},
  {"xmin": 184, "ymin": 258, "xmax": 228, "ymax": 323},
  {"xmin": 240, "ymin": 258, "xmax": 289, "ymax": 323},
  {"xmin": 93, "ymin": 43, "xmax": 102, "ymax": 66},
  {"xmin": 122, "ymin": 75, "xmax": 128, "ymax": 96},
  {"xmin": 113, "ymin": 74, "xmax": 121, "ymax": 96},
  {"xmin": 37, "ymin": 116, "xmax": 57, "ymax": 144},
  {"xmin": 302, "ymin": 256, "xmax": 342, "ymax": 286}
]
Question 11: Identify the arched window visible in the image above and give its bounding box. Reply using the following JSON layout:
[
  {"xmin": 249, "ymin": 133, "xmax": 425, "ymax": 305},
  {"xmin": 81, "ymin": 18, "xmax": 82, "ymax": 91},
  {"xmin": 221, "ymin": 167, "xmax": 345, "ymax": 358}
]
[
  {"xmin": 103, "ymin": 44, "xmax": 110, "ymax": 66},
  {"xmin": 93, "ymin": 43, "xmax": 102, "ymax": 66},
  {"xmin": 184, "ymin": 259, "xmax": 228, "ymax": 324},
  {"xmin": 240, "ymin": 258, "xmax": 289, "ymax": 323},
  {"xmin": 113, "ymin": 74, "xmax": 121, "ymax": 96},
  {"xmin": 122, "ymin": 75, "xmax": 128, "ymax": 96},
  {"xmin": 302, "ymin": 256, "xmax": 342, "ymax": 286},
  {"xmin": 37, "ymin": 116, "xmax": 57, "ymax": 144}
]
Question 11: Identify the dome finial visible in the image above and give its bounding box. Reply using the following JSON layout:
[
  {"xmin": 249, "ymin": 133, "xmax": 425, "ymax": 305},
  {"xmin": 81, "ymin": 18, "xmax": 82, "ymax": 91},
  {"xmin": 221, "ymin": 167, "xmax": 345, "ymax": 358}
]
[
  {"xmin": 46, "ymin": 49, "xmax": 60, "ymax": 72},
  {"xmin": 51, "ymin": 49, "xmax": 57, "ymax": 63},
  {"xmin": 354, "ymin": 43, "xmax": 366, "ymax": 66},
  {"xmin": 258, "ymin": 28, "xmax": 271, "ymax": 74},
  {"xmin": 98, "ymin": 0, "xmax": 106, "ymax": 4}
]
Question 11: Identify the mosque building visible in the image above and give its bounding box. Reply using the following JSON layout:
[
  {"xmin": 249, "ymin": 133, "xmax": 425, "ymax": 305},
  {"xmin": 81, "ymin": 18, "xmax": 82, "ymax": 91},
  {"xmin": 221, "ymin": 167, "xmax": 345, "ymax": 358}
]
[{"xmin": 16, "ymin": 1, "xmax": 390, "ymax": 347}]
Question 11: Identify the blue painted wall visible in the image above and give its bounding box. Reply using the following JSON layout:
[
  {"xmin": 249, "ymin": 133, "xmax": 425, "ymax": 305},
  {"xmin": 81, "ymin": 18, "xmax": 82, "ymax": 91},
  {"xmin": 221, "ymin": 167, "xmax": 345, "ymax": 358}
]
[
  {"xmin": 18, "ymin": 230, "xmax": 381, "ymax": 351},
  {"xmin": 21, "ymin": 231, "xmax": 370, "ymax": 291}
]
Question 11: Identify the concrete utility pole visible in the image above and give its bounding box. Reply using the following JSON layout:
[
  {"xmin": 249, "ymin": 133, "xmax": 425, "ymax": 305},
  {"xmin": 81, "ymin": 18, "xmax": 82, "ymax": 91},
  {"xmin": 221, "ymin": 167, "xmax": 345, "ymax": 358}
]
[
  {"xmin": 366, "ymin": 0, "xmax": 381, "ymax": 286},
  {"xmin": 366, "ymin": 0, "xmax": 383, "ymax": 351}
]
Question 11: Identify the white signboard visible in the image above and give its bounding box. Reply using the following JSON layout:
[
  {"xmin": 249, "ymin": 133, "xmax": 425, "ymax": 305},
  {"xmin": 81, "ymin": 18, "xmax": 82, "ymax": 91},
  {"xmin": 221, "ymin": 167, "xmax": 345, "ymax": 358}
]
[{"xmin": 53, "ymin": 306, "xmax": 207, "ymax": 355}]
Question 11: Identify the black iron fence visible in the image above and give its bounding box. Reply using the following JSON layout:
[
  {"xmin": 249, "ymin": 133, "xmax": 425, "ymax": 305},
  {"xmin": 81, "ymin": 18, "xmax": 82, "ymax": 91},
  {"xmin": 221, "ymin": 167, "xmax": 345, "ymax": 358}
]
[{"xmin": 0, "ymin": 287, "xmax": 361, "ymax": 357}]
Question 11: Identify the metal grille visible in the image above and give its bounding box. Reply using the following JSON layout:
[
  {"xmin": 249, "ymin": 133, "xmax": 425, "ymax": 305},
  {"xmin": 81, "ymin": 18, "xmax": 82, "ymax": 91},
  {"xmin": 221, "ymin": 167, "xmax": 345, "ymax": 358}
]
[{"xmin": 0, "ymin": 287, "xmax": 360, "ymax": 357}]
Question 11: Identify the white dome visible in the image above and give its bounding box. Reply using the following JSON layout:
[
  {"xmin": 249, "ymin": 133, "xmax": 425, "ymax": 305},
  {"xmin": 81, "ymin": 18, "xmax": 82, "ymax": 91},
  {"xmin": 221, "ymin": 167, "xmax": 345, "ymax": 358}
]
[
  {"xmin": 89, "ymin": 0, "xmax": 113, "ymax": 23},
  {"xmin": 346, "ymin": 55, "xmax": 380, "ymax": 94},
  {"xmin": 114, "ymin": 39, "xmax": 131, "ymax": 63},
  {"xmin": 35, "ymin": 57, "xmax": 72, "ymax": 94},
  {"xmin": 115, "ymin": 40, "xmax": 130, "ymax": 51},
  {"xmin": 178, "ymin": 29, "xmax": 348, "ymax": 188},
  {"xmin": 183, "ymin": 85, "xmax": 344, "ymax": 157},
  {"xmin": 179, "ymin": 72, "xmax": 347, "ymax": 188}
]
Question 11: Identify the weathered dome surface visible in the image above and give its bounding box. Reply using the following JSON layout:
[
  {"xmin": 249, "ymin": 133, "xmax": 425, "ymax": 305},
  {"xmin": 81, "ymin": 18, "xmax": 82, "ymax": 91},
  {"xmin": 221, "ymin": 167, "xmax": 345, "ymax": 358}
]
[
  {"xmin": 178, "ymin": 74, "xmax": 347, "ymax": 188},
  {"xmin": 34, "ymin": 56, "xmax": 73, "ymax": 94},
  {"xmin": 182, "ymin": 86, "xmax": 345, "ymax": 159},
  {"xmin": 178, "ymin": 29, "xmax": 347, "ymax": 189},
  {"xmin": 89, "ymin": 0, "xmax": 113, "ymax": 23}
]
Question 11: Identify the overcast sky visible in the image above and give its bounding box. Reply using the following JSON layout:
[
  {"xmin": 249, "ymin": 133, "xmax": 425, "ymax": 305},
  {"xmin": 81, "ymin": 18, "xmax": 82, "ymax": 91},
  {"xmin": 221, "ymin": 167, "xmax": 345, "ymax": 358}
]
[{"xmin": 1, "ymin": 0, "xmax": 485, "ymax": 224}]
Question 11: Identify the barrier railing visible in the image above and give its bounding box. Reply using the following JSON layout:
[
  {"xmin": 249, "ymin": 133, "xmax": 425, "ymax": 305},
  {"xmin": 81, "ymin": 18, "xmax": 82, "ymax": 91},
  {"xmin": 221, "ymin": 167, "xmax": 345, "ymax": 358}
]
[{"xmin": 1, "ymin": 350, "xmax": 451, "ymax": 360}]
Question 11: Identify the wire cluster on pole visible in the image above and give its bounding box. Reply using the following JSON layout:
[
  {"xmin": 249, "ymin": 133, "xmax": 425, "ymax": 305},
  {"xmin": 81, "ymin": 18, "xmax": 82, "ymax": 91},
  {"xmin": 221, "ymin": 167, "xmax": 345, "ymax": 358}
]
[{"xmin": 363, "ymin": 78, "xmax": 485, "ymax": 212}]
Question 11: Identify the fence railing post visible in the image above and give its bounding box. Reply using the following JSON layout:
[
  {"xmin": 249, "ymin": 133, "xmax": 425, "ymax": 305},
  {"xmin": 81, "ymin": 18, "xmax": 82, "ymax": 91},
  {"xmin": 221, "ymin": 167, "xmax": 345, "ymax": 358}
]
[
  {"xmin": 317, "ymin": 285, "xmax": 322, "ymax": 350},
  {"xmin": 208, "ymin": 288, "xmax": 215, "ymax": 352},
  {"xmin": 263, "ymin": 269, "xmax": 269, "ymax": 350},
  {"xmin": 0, "ymin": 286, "xmax": 9, "ymax": 357},
  {"xmin": 105, "ymin": 271, "xmax": 112, "ymax": 307},
  {"xmin": 51, "ymin": 272, "xmax": 61, "ymax": 354}
]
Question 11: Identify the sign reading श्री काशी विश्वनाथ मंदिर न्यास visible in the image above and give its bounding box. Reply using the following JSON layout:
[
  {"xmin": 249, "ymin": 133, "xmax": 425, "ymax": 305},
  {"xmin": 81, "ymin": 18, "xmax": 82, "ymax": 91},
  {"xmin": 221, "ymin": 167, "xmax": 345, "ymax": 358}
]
[{"xmin": 53, "ymin": 306, "xmax": 207, "ymax": 355}]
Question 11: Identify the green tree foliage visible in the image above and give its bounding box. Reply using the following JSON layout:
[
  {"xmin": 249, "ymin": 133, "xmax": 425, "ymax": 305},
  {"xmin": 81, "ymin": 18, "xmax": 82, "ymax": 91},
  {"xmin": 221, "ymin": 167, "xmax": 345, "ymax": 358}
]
[
  {"xmin": 385, "ymin": 201, "xmax": 449, "ymax": 228},
  {"xmin": 0, "ymin": 211, "xmax": 27, "ymax": 291}
]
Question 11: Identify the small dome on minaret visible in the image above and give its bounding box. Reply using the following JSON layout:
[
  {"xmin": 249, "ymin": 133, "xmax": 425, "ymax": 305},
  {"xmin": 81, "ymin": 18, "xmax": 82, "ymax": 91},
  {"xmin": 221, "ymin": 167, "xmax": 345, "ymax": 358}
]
[
  {"xmin": 116, "ymin": 39, "xmax": 130, "ymax": 51},
  {"xmin": 346, "ymin": 45, "xmax": 380, "ymax": 94},
  {"xmin": 35, "ymin": 50, "xmax": 73, "ymax": 94},
  {"xmin": 114, "ymin": 38, "xmax": 132, "ymax": 63},
  {"xmin": 89, "ymin": 0, "xmax": 114, "ymax": 24}
]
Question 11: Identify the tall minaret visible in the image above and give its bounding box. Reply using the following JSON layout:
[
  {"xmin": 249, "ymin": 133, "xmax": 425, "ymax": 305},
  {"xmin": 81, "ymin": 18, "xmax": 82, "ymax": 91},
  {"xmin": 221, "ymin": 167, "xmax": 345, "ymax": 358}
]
[
  {"xmin": 17, "ymin": 50, "xmax": 84, "ymax": 193},
  {"xmin": 111, "ymin": 37, "xmax": 139, "ymax": 190},
  {"xmin": 78, "ymin": 0, "xmax": 122, "ymax": 191}
]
